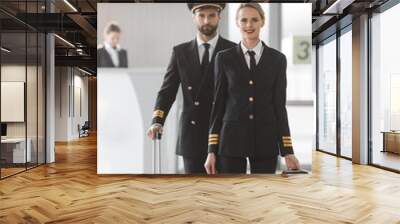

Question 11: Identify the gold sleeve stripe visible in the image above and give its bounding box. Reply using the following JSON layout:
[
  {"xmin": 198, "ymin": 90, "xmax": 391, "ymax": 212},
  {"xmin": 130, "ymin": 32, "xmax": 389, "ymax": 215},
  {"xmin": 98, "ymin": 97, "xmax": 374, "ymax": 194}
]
[
  {"xmin": 208, "ymin": 142, "xmax": 218, "ymax": 145},
  {"xmin": 153, "ymin": 111, "xmax": 163, "ymax": 115},
  {"xmin": 209, "ymin": 134, "xmax": 219, "ymax": 137},
  {"xmin": 209, "ymin": 138, "xmax": 219, "ymax": 141},
  {"xmin": 282, "ymin": 136, "xmax": 292, "ymax": 140},
  {"xmin": 283, "ymin": 144, "xmax": 293, "ymax": 147},
  {"xmin": 283, "ymin": 140, "xmax": 292, "ymax": 143},
  {"xmin": 152, "ymin": 110, "xmax": 164, "ymax": 118}
]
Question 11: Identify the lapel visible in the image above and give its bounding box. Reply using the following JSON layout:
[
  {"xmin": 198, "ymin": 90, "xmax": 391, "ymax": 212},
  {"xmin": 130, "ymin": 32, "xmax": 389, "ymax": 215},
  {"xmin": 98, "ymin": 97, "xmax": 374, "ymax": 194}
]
[
  {"xmin": 256, "ymin": 41, "xmax": 269, "ymax": 73},
  {"xmin": 118, "ymin": 50, "xmax": 123, "ymax": 66},
  {"xmin": 181, "ymin": 39, "xmax": 202, "ymax": 102},
  {"xmin": 187, "ymin": 36, "xmax": 226, "ymax": 76},
  {"xmin": 183, "ymin": 37, "xmax": 229, "ymax": 99},
  {"xmin": 186, "ymin": 39, "xmax": 202, "ymax": 81},
  {"xmin": 235, "ymin": 43, "xmax": 251, "ymax": 76},
  {"xmin": 102, "ymin": 48, "xmax": 115, "ymax": 67},
  {"xmin": 206, "ymin": 36, "xmax": 224, "ymax": 74}
]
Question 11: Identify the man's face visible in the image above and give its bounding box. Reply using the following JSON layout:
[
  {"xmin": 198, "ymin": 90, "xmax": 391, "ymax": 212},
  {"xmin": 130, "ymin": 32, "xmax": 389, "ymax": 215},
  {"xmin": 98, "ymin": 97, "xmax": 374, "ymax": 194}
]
[
  {"xmin": 105, "ymin": 32, "xmax": 121, "ymax": 48},
  {"xmin": 236, "ymin": 7, "xmax": 264, "ymax": 41},
  {"xmin": 193, "ymin": 7, "xmax": 220, "ymax": 36}
]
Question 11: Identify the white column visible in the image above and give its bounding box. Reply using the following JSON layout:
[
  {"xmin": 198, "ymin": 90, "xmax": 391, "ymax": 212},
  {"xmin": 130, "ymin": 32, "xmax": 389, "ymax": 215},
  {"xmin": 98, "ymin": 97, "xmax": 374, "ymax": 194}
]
[
  {"xmin": 352, "ymin": 14, "xmax": 369, "ymax": 164},
  {"xmin": 268, "ymin": 4, "xmax": 281, "ymax": 50},
  {"xmin": 46, "ymin": 32, "xmax": 55, "ymax": 163}
]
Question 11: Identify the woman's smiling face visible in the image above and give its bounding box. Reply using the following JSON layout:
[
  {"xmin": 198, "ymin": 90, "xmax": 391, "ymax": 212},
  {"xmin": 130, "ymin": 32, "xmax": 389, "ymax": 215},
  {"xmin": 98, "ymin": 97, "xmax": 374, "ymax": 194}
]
[{"xmin": 236, "ymin": 6, "xmax": 264, "ymax": 41}]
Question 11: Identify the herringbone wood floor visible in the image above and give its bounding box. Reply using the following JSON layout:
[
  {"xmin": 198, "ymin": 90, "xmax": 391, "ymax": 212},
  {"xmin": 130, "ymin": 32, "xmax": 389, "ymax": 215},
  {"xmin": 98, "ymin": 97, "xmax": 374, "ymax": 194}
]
[{"xmin": 1, "ymin": 134, "xmax": 400, "ymax": 224}]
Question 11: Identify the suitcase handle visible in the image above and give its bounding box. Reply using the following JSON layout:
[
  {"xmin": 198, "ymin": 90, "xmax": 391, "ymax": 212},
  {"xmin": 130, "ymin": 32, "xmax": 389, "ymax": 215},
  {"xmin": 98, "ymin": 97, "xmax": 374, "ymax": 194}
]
[
  {"xmin": 154, "ymin": 132, "xmax": 162, "ymax": 140},
  {"xmin": 152, "ymin": 132, "xmax": 162, "ymax": 174}
]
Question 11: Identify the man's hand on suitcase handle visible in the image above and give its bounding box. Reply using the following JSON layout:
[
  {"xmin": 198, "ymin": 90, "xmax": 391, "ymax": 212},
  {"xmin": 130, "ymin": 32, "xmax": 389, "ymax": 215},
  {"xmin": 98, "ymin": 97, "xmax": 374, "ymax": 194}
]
[
  {"xmin": 204, "ymin": 152, "xmax": 217, "ymax": 174},
  {"xmin": 147, "ymin": 123, "xmax": 163, "ymax": 140}
]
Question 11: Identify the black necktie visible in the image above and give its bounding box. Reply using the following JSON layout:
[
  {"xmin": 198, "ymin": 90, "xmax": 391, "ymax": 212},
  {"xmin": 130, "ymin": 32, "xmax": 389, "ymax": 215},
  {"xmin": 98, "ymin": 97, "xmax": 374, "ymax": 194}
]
[
  {"xmin": 248, "ymin": 50, "xmax": 256, "ymax": 71},
  {"xmin": 201, "ymin": 43, "xmax": 210, "ymax": 73}
]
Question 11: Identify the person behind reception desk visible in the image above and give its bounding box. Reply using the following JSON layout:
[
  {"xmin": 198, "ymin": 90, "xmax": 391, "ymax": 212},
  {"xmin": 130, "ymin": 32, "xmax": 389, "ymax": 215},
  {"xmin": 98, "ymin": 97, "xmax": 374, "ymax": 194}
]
[
  {"xmin": 97, "ymin": 22, "xmax": 128, "ymax": 68},
  {"xmin": 147, "ymin": 3, "xmax": 236, "ymax": 174},
  {"xmin": 205, "ymin": 3, "xmax": 301, "ymax": 174}
]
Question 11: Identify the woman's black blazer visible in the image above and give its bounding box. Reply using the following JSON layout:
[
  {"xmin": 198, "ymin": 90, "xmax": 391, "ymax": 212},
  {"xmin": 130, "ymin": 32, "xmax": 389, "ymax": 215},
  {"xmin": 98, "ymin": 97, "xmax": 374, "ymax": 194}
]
[{"xmin": 208, "ymin": 42, "xmax": 294, "ymax": 158}]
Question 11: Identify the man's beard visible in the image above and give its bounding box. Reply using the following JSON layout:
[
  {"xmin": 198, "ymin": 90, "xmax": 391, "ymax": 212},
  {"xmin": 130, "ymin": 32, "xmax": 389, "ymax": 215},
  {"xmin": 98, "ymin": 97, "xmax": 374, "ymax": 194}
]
[{"xmin": 199, "ymin": 24, "xmax": 218, "ymax": 36}]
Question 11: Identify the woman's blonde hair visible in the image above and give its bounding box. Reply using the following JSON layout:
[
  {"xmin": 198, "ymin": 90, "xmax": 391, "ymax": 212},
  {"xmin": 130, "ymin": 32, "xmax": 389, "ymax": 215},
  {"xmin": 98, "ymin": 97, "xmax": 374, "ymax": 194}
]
[{"xmin": 236, "ymin": 3, "xmax": 265, "ymax": 21}]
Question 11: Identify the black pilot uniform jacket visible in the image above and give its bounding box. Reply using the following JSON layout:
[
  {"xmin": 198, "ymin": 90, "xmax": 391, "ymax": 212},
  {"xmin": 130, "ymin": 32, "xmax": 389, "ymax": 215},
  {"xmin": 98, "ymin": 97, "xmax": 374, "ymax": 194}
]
[
  {"xmin": 208, "ymin": 42, "xmax": 294, "ymax": 158},
  {"xmin": 97, "ymin": 47, "xmax": 128, "ymax": 68},
  {"xmin": 152, "ymin": 37, "xmax": 236, "ymax": 158}
]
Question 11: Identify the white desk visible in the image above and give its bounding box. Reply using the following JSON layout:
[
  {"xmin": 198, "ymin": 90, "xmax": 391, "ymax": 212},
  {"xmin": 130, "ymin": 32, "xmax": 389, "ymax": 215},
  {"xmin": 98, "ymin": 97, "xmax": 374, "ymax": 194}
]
[
  {"xmin": 97, "ymin": 68, "xmax": 180, "ymax": 174},
  {"xmin": 1, "ymin": 138, "xmax": 31, "ymax": 163}
]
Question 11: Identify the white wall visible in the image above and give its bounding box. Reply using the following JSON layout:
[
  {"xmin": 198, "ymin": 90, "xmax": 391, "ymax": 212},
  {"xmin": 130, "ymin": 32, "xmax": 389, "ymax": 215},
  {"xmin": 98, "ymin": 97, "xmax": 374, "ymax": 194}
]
[
  {"xmin": 55, "ymin": 67, "xmax": 89, "ymax": 141},
  {"xmin": 71, "ymin": 74, "xmax": 89, "ymax": 138},
  {"xmin": 55, "ymin": 66, "xmax": 68, "ymax": 141},
  {"xmin": 281, "ymin": 3, "xmax": 313, "ymax": 101}
]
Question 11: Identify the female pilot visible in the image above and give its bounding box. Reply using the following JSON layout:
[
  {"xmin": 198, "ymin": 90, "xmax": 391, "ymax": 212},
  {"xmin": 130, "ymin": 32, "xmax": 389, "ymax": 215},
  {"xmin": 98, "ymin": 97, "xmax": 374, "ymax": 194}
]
[{"xmin": 204, "ymin": 3, "xmax": 300, "ymax": 174}]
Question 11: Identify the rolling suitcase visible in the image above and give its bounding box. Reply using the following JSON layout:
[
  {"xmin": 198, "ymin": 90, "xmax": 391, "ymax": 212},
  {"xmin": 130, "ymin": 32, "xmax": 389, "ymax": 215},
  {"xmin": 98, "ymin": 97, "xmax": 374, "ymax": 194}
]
[{"xmin": 152, "ymin": 132, "xmax": 162, "ymax": 174}]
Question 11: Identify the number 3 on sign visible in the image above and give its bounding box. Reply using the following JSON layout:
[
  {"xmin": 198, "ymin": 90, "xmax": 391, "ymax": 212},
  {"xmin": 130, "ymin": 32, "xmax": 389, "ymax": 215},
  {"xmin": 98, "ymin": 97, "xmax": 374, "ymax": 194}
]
[{"xmin": 293, "ymin": 36, "xmax": 311, "ymax": 65}]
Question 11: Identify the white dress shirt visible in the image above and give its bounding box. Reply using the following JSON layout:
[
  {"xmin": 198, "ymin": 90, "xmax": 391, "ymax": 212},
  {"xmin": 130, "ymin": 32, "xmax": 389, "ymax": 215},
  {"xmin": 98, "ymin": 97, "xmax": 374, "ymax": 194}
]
[
  {"xmin": 197, "ymin": 33, "xmax": 219, "ymax": 64},
  {"xmin": 104, "ymin": 42, "xmax": 121, "ymax": 67},
  {"xmin": 240, "ymin": 40, "xmax": 264, "ymax": 69}
]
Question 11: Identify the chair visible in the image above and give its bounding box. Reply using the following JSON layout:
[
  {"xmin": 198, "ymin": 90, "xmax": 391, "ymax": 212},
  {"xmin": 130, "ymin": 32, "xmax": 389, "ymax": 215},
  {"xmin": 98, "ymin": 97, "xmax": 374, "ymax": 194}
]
[{"xmin": 79, "ymin": 121, "xmax": 90, "ymax": 138}]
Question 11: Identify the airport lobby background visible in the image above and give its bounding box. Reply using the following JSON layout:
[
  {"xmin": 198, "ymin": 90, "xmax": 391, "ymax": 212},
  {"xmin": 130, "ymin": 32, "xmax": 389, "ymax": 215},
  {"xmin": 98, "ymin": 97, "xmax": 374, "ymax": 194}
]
[{"xmin": 97, "ymin": 3, "xmax": 313, "ymax": 174}]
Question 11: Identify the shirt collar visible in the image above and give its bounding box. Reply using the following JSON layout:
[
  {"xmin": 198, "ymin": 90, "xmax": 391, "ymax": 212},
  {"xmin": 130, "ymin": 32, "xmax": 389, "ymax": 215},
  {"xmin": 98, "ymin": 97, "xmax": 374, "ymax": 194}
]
[
  {"xmin": 196, "ymin": 33, "xmax": 219, "ymax": 49},
  {"xmin": 241, "ymin": 40, "xmax": 263, "ymax": 56},
  {"xmin": 104, "ymin": 41, "xmax": 121, "ymax": 51}
]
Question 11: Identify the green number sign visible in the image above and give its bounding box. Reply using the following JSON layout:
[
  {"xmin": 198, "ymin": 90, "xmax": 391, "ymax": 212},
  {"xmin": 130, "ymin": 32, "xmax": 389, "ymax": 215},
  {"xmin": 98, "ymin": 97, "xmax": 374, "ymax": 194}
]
[{"xmin": 293, "ymin": 36, "xmax": 311, "ymax": 64}]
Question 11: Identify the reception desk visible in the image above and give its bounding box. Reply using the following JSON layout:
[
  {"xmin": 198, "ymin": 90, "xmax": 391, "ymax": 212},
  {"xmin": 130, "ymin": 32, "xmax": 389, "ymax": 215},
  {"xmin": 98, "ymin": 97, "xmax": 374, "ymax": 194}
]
[{"xmin": 97, "ymin": 68, "xmax": 181, "ymax": 174}]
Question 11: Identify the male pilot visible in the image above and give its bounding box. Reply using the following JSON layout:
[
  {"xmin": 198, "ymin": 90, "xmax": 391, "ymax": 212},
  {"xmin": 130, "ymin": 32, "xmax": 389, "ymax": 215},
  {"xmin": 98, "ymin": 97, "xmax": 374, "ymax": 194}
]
[{"xmin": 147, "ymin": 3, "xmax": 236, "ymax": 174}]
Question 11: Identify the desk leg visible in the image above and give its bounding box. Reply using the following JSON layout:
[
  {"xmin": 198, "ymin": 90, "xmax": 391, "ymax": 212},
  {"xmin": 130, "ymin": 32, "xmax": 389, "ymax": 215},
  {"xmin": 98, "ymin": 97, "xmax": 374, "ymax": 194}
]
[{"xmin": 382, "ymin": 133, "xmax": 386, "ymax": 153}]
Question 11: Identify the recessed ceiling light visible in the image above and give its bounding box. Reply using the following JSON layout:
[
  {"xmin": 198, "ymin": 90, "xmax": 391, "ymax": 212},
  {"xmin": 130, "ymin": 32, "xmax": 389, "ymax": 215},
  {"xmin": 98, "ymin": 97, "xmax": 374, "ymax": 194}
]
[
  {"xmin": 63, "ymin": 0, "xmax": 78, "ymax": 12},
  {"xmin": 78, "ymin": 67, "xmax": 93, "ymax": 76},
  {"xmin": 1, "ymin": 47, "xmax": 11, "ymax": 53},
  {"xmin": 54, "ymin": 34, "xmax": 75, "ymax": 48},
  {"xmin": 323, "ymin": 0, "xmax": 354, "ymax": 15}
]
